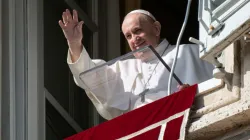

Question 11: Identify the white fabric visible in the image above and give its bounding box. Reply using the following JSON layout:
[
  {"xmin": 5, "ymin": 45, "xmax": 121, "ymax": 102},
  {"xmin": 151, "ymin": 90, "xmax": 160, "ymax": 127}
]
[
  {"xmin": 127, "ymin": 9, "xmax": 156, "ymax": 21},
  {"xmin": 67, "ymin": 39, "xmax": 213, "ymax": 120}
]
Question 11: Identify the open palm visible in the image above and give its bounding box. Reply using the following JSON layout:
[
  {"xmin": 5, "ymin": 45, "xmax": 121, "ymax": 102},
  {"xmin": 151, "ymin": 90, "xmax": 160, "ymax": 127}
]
[{"xmin": 59, "ymin": 9, "xmax": 84, "ymax": 44}]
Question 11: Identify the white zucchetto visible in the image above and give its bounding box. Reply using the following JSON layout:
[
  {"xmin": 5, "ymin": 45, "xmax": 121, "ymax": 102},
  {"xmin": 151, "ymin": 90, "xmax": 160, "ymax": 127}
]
[{"xmin": 126, "ymin": 9, "xmax": 156, "ymax": 21}]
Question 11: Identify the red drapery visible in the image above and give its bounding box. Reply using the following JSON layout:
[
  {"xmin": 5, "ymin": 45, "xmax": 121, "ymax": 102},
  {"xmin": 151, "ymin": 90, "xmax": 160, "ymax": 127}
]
[{"xmin": 65, "ymin": 84, "xmax": 197, "ymax": 140}]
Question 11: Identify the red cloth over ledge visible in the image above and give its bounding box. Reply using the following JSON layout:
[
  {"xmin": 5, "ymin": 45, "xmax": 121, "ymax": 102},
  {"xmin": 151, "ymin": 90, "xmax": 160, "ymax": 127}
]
[{"xmin": 65, "ymin": 84, "xmax": 197, "ymax": 140}]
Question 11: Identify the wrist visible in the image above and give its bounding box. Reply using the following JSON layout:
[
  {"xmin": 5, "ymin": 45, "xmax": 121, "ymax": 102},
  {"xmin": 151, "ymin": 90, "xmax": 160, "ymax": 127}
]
[
  {"xmin": 69, "ymin": 46, "xmax": 82, "ymax": 63},
  {"xmin": 67, "ymin": 40, "xmax": 82, "ymax": 46},
  {"xmin": 68, "ymin": 41, "xmax": 82, "ymax": 57}
]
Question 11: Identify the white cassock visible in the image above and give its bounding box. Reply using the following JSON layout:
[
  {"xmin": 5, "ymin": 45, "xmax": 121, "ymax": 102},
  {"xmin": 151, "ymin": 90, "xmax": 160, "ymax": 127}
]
[{"xmin": 67, "ymin": 39, "xmax": 213, "ymax": 120}]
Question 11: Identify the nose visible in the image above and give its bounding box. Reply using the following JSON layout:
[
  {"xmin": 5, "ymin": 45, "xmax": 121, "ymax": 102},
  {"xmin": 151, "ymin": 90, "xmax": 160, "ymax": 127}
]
[{"xmin": 132, "ymin": 35, "xmax": 140, "ymax": 43}]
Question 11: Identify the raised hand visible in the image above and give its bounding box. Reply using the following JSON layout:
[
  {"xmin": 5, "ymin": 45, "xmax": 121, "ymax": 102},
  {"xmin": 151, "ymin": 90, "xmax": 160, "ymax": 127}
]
[
  {"xmin": 59, "ymin": 9, "xmax": 84, "ymax": 62},
  {"xmin": 59, "ymin": 9, "xmax": 84, "ymax": 44}
]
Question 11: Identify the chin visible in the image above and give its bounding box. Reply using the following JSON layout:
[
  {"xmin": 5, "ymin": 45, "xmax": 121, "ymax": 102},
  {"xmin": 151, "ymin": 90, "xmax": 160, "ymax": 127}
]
[{"xmin": 134, "ymin": 50, "xmax": 154, "ymax": 62}]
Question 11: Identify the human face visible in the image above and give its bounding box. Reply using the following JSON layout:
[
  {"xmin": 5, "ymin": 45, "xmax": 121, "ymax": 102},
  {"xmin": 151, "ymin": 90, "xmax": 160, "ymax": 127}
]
[{"xmin": 122, "ymin": 14, "xmax": 160, "ymax": 52}]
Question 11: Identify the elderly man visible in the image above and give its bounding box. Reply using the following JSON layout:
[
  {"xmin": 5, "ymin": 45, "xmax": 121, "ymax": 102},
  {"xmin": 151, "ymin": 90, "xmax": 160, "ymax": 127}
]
[{"xmin": 59, "ymin": 9, "xmax": 213, "ymax": 120}]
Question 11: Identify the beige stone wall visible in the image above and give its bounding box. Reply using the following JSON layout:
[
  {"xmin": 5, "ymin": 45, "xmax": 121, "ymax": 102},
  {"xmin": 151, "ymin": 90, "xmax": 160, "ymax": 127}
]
[{"xmin": 187, "ymin": 39, "xmax": 250, "ymax": 140}]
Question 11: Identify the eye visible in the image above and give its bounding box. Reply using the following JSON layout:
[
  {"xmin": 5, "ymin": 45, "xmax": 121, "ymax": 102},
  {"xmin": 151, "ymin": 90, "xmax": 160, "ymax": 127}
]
[
  {"xmin": 126, "ymin": 34, "xmax": 131, "ymax": 39},
  {"xmin": 135, "ymin": 28, "xmax": 142, "ymax": 34}
]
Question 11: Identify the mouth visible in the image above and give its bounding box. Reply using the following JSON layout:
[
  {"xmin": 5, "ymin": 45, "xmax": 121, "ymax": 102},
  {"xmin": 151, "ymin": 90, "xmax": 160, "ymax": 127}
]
[
  {"xmin": 134, "ymin": 41, "xmax": 146, "ymax": 50},
  {"xmin": 133, "ymin": 41, "xmax": 150, "ymax": 60}
]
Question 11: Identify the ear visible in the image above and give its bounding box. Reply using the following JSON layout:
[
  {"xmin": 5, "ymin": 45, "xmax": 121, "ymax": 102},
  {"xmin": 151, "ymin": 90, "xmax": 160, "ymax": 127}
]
[{"xmin": 153, "ymin": 21, "xmax": 161, "ymax": 37}]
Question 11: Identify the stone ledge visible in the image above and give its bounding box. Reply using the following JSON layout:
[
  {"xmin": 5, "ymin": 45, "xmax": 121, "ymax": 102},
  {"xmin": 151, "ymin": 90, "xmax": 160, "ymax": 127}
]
[{"xmin": 187, "ymin": 100, "xmax": 250, "ymax": 140}]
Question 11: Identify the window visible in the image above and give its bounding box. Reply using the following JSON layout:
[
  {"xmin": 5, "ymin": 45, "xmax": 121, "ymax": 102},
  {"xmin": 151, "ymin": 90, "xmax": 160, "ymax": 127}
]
[
  {"xmin": 192, "ymin": 0, "xmax": 247, "ymax": 118},
  {"xmin": 44, "ymin": 0, "xmax": 100, "ymax": 139},
  {"xmin": 197, "ymin": 0, "xmax": 250, "ymax": 64}
]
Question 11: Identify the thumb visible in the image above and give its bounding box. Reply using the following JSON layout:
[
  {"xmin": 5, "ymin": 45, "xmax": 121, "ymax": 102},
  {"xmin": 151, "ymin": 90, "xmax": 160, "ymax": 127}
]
[{"xmin": 78, "ymin": 21, "xmax": 84, "ymax": 30}]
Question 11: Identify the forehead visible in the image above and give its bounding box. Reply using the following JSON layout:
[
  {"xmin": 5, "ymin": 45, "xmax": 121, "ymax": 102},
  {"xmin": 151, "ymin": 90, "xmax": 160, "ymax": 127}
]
[{"xmin": 122, "ymin": 14, "xmax": 150, "ymax": 33}]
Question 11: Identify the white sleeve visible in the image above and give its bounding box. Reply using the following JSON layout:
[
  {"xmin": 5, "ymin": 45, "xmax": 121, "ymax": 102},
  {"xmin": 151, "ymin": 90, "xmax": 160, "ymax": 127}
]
[
  {"xmin": 67, "ymin": 47, "xmax": 105, "ymax": 89},
  {"xmin": 67, "ymin": 47, "xmax": 125, "ymax": 120}
]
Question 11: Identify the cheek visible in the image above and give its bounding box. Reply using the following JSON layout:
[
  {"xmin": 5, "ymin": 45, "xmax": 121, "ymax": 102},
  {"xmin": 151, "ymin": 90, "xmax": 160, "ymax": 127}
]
[
  {"xmin": 127, "ymin": 40, "xmax": 135, "ymax": 50},
  {"xmin": 145, "ymin": 33, "xmax": 158, "ymax": 45},
  {"xmin": 144, "ymin": 36, "xmax": 154, "ymax": 44},
  {"xmin": 130, "ymin": 46, "xmax": 134, "ymax": 51}
]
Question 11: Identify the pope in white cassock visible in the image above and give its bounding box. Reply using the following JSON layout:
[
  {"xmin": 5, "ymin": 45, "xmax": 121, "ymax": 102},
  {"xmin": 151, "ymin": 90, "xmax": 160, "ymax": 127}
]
[{"xmin": 59, "ymin": 9, "xmax": 213, "ymax": 120}]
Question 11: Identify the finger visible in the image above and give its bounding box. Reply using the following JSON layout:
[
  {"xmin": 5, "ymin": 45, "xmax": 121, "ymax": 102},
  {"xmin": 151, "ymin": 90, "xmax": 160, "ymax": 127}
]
[
  {"xmin": 73, "ymin": 9, "xmax": 79, "ymax": 22},
  {"xmin": 177, "ymin": 85, "xmax": 181, "ymax": 88},
  {"xmin": 66, "ymin": 9, "xmax": 73, "ymax": 22},
  {"xmin": 177, "ymin": 84, "xmax": 186, "ymax": 91},
  {"xmin": 77, "ymin": 21, "xmax": 84, "ymax": 28},
  {"xmin": 62, "ymin": 12, "xmax": 67, "ymax": 24},
  {"xmin": 79, "ymin": 21, "xmax": 84, "ymax": 27},
  {"xmin": 77, "ymin": 21, "xmax": 84, "ymax": 32},
  {"xmin": 58, "ymin": 20, "xmax": 66, "ymax": 29},
  {"xmin": 184, "ymin": 84, "xmax": 190, "ymax": 87},
  {"xmin": 177, "ymin": 86, "xmax": 182, "ymax": 91}
]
